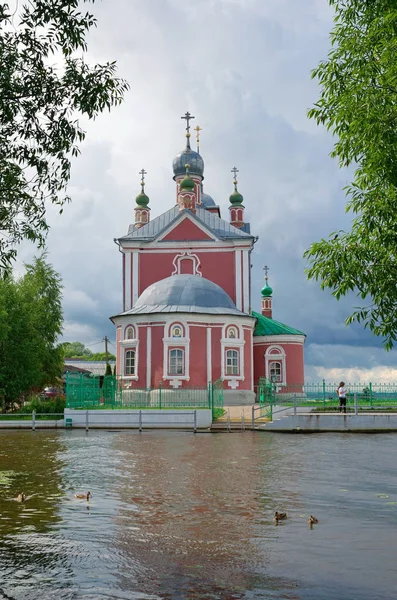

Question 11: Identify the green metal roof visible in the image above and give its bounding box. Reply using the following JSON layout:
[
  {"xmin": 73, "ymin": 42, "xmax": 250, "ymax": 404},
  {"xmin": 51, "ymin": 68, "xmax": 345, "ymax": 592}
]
[{"xmin": 253, "ymin": 311, "xmax": 305, "ymax": 337}]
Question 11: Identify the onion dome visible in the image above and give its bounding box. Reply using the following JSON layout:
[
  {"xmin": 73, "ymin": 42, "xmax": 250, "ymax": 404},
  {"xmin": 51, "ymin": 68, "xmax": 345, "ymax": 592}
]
[
  {"xmin": 173, "ymin": 149, "xmax": 204, "ymax": 179},
  {"xmin": 261, "ymin": 283, "xmax": 273, "ymax": 297},
  {"xmin": 173, "ymin": 111, "xmax": 204, "ymax": 179},
  {"xmin": 201, "ymin": 192, "xmax": 216, "ymax": 207},
  {"xmin": 136, "ymin": 190, "xmax": 149, "ymax": 206},
  {"xmin": 229, "ymin": 189, "xmax": 244, "ymax": 205},
  {"xmin": 180, "ymin": 164, "xmax": 195, "ymax": 190},
  {"xmin": 136, "ymin": 168, "xmax": 150, "ymax": 206},
  {"xmin": 229, "ymin": 166, "xmax": 244, "ymax": 204}
]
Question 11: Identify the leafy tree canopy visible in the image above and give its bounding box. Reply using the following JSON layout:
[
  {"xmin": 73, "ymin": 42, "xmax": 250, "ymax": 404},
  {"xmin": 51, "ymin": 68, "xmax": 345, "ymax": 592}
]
[
  {"xmin": 0, "ymin": 0, "xmax": 128, "ymax": 270},
  {"xmin": 61, "ymin": 341, "xmax": 115, "ymax": 361},
  {"xmin": 0, "ymin": 254, "xmax": 63, "ymax": 410},
  {"xmin": 305, "ymin": 0, "xmax": 397, "ymax": 349}
]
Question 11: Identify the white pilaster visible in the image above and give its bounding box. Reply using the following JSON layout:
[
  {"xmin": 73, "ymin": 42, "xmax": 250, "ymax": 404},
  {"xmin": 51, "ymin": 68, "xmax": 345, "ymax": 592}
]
[
  {"xmin": 235, "ymin": 250, "xmax": 242, "ymax": 310},
  {"xmin": 146, "ymin": 327, "xmax": 152, "ymax": 389},
  {"xmin": 125, "ymin": 252, "xmax": 132, "ymax": 310},
  {"xmin": 242, "ymin": 250, "xmax": 250, "ymax": 313},
  {"xmin": 132, "ymin": 251, "xmax": 139, "ymax": 307},
  {"xmin": 206, "ymin": 327, "xmax": 212, "ymax": 384}
]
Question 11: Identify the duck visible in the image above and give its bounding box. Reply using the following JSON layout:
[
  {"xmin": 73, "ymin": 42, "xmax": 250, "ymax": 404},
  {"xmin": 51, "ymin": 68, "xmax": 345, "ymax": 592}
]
[
  {"xmin": 75, "ymin": 491, "xmax": 91, "ymax": 501},
  {"xmin": 16, "ymin": 492, "xmax": 26, "ymax": 502},
  {"xmin": 274, "ymin": 511, "xmax": 287, "ymax": 522},
  {"xmin": 308, "ymin": 515, "xmax": 319, "ymax": 525}
]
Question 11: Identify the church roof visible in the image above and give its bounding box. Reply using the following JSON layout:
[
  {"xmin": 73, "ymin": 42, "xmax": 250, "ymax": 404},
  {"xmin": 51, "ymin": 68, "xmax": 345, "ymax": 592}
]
[
  {"xmin": 253, "ymin": 311, "xmax": 305, "ymax": 337},
  {"xmin": 119, "ymin": 205, "xmax": 253, "ymax": 242},
  {"xmin": 111, "ymin": 275, "xmax": 250, "ymax": 317}
]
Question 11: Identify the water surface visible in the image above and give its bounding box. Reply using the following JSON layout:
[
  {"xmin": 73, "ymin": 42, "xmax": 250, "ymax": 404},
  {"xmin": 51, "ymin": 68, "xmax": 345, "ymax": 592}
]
[{"xmin": 0, "ymin": 430, "xmax": 396, "ymax": 599}]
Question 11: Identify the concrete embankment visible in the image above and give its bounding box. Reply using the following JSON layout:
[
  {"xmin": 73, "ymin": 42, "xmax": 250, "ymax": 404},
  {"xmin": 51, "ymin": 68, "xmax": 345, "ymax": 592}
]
[{"xmin": 259, "ymin": 413, "xmax": 397, "ymax": 433}]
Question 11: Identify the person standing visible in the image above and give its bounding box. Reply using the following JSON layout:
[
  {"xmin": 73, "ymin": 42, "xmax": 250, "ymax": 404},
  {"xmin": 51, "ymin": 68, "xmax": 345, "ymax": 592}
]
[{"xmin": 337, "ymin": 381, "xmax": 347, "ymax": 413}]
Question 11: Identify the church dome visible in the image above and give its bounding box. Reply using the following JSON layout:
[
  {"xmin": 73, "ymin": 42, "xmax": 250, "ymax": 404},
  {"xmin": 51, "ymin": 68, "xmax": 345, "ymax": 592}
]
[
  {"xmin": 173, "ymin": 149, "xmax": 204, "ymax": 179},
  {"xmin": 201, "ymin": 192, "xmax": 216, "ymax": 207},
  {"xmin": 261, "ymin": 283, "xmax": 273, "ymax": 297},
  {"xmin": 130, "ymin": 275, "xmax": 244, "ymax": 315}
]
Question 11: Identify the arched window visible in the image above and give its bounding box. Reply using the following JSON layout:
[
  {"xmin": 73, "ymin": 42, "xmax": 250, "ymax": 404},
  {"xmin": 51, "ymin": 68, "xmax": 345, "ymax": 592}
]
[
  {"xmin": 169, "ymin": 349, "xmax": 184, "ymax": 375},
  {"xmin": 126, "ymin": 326, "xmax": 135, "ymax": 340},
  {"xmin": 226, "ymin": 349, "xmax": 239, "ymax": 376},
  {"xmin": 172, "ymin": 326, "xmax": 182, "ymax": 338},
  {"xmin": 269, "ymin": 361, "xmax": 282, "ymax": 383},
  {"xmin": 125, "ymin": 350, "xmax": 136, "ymax": 376}
]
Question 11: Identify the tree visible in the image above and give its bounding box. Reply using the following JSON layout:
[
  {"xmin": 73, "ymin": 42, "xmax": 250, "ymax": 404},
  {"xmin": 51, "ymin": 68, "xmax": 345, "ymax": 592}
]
[
  {"xmin": 305, "ymin": 0, "xmax": 397, "ymax": 349},
  {"xmin": 61, "ymin": 341, "xmax": 92, "ymax": 358},
  {"xmin": 105, "ymin": 362, "xmax": 112, "ymax": 376},
  {"xmin": 0, "ymin": 1, "xmax": 128, "ymax": 270},
  {"xmin": 0, "ymin": 255, "xmax": 63, "ymax": 410}
]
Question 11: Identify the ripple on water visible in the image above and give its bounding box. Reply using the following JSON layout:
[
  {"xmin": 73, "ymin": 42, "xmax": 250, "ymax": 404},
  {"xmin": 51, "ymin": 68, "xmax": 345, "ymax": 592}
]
[{"xmin": 0, "ymin": 431, "xmax": 396, "ymax": 599}]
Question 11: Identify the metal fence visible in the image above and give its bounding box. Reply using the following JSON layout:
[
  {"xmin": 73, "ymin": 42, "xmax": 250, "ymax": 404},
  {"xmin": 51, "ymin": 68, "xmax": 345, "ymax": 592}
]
[
  {"xmin": 256, "ymin": 379, "xmax": 397, "ymax": 417},
  {"xmin": 66, "ymin": 374, "xmax": 224, "ymax": 418}
]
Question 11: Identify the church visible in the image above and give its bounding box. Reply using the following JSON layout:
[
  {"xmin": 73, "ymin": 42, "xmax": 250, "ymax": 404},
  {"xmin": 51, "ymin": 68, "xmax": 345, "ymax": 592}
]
[{"xmin": 110, "ymin": 113, "xmax": 305, "ymax": 405}]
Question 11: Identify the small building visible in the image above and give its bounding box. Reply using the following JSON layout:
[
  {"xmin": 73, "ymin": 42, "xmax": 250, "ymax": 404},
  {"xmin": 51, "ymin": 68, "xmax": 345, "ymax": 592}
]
[{"xmin": 110, "ymin": 113, "xmax": 305, "ymax": 404}]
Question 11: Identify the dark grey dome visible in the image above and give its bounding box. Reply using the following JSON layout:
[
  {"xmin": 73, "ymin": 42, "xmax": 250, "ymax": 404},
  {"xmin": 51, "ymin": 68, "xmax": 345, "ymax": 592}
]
[
  {"xmin": 125, "ymin": 275, "xmax": 244, "ymax": 315},
  {"xmin": 201, "ymin": 192, "xmax": 216, "ymax": 207},
  {"xmin": 173, "ymin": 148, "xmax": 204, "ymax": 178}
]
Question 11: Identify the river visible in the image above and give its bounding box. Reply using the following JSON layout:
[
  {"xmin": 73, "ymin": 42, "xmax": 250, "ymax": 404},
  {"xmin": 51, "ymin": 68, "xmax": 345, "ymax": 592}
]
[{"xmin": 0, "ymin": 430, "xmax": 396, "ymax": 599}]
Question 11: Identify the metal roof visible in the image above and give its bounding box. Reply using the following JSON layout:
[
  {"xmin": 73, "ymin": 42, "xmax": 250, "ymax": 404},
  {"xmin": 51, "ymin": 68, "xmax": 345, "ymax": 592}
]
[
  {"xmin": 119, "ymin": 206, "xmax": 253, "ymax": 242},
  {"xmin": 112, "ymin": 275, "xmax": 248, "ymax": 317},
  {"xmin": 252, "ymin": 311, "xmax": 306, "ymax": 337}
]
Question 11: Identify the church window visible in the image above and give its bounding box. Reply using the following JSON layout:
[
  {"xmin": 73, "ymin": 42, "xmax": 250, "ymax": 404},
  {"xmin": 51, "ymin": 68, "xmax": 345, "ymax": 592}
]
[
  {"xmin": 226, "ymin": 349, "xmax": 239, "ymax": 376},
  {"xmin": 269, "ymin": 361, "xmax": 282, "ymax": 382},
  {"xmin": 125, "ymin": 350, "xmax": 136, "ymax": 376},
  {"xmin": 169, "ymin": 348, "xmax": 184, "ymax": 375},
  {"xmin": 228, "ymin": 327, "xmax": 237, "ymax": 339},
  {"xmin": 172, "ymin": 326, "xmax": 182, "ymax": 338},
  {"xmin": 126, "ymin": 326, "xmax": 135, "ymax": 340}
]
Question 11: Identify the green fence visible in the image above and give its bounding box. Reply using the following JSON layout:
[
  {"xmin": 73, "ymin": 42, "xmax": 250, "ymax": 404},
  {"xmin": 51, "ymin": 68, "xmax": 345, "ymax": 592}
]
[
  {"xmin": 257, "ymin": 380, "xmax": 397, "ymax": 412},
  {"xmin": 66, "ymin": 374, "xmax": 224, "ymax": 418}
]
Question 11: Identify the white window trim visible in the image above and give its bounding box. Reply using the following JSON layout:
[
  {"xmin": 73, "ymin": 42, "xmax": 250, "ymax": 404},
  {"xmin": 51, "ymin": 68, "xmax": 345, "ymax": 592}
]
[
  {"xmin": 171, "ymin": 252, "xmax": 202, "ymax": 276},
  {"xmin": 168, "ymin": 348, "xmax": 185, "ymax": 376},
  {"xmin": 120, "ymin": 339, "xmax": 139, "ymax": 380},
  {"xmin": 220, "ymin": 340, "xmax": 245, "ymax": 381},
  {"xmin": 163, "ymin": 338, "xmax": 190, "ymax": 381},
  {"xmin": 163, "ymin": 320, "xmax": 190, "ymax": 382},
  {"xmin": 265, "ymin": 345, "xmax": 286, "ymax": 385}
]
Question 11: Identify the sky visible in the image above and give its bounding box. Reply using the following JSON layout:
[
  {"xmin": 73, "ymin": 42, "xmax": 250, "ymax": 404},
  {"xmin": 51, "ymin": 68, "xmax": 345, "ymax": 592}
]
[{"xmin": 14, "ymin": 0, "xmax": 397, "ymax": 382}]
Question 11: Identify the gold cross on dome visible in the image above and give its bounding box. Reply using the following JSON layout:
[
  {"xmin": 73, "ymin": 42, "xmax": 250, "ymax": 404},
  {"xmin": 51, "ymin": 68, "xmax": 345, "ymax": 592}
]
[{"xmin": 263, "ymin": 265, "xmax": 270, "ymax": 281}]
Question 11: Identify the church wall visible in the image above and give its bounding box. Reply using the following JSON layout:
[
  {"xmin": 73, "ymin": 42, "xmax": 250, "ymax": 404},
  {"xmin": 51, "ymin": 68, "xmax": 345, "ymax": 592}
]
[
  {"xmin": 196, "ymin": 251, "xmax": 236, "ymax": 302},
  {"xmin": 137, "ymin": 249, "xmax": 236, "ymax": 303},
  {"xmin": 253, "ymin": 340, "xmax": 304, "ymax": 387},
  {"xmin": 244, "ymin": 328, "xmax": 253, "ymax": 390},
  {"xmin": 188, "ymin": 324, "xmax": 207, "ymax": 386},
  {"xmin": 151, "ymin": 324, "xmax": 165, "ymax": 386},
  {"xmin": 136, "ymin": 324, "xmax": 147, "ymax": 388},
  {"xmin": 139, "ymin": 253, "xmax": 175, "ymax": 296},
  {"xmin": 211, "ymin": 327, "xmax": 222, "ymax": 382},
  {"xmin": 284, "ymin": 344, "xmax": 305, "ymax": 386}
]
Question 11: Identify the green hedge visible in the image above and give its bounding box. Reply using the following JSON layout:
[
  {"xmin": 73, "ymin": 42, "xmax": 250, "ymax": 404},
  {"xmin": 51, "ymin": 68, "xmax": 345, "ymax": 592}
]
[{"xmin": 24, "ymin": 396, "xmax": 66, "ymax": 414}]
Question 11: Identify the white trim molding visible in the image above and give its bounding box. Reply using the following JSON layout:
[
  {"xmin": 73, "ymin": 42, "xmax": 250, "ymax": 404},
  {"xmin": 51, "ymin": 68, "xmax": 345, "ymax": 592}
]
[
  {"xmin": 171, "ymin": 252, "xmax": 202, "ymax": 276},
  {"xmin": 120, "ymin": 338, "xmax": 140, "ymax": 380},
  {"xmin": 162, "ymin": 319, "xmax": 190, "ymax": 383},
  {"xmin": 265, "ymin": 345, "xmax": 286, "ymax": 385}
]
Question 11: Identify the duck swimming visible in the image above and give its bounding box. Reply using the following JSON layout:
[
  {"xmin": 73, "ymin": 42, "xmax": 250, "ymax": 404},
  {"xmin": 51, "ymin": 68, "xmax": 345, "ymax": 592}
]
[
  {"xmin": 75, "ymin": 491, "xmax": 91, "ymax": 500},
  {"xmin": 16, "ymin": 493, "xmax": 26, "ymax": 502},
  {"xmin": 274, "ymin": 511, "xmax": 287, "ymax": 522},
  {"xmin": 308, "ymin": 515, "xmax": 319, "ymax": 525}
]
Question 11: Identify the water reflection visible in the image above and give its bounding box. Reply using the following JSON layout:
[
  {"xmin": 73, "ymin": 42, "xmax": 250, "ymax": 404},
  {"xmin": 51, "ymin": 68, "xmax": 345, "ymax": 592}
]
[{"xmin": 0, "ymin": 430, "xmax": 396, "ymax": 599}]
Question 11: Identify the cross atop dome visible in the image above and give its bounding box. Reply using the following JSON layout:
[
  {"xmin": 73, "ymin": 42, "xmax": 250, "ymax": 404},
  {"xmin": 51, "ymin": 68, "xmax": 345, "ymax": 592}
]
[
  {"xmin": 139, "ymin": 168, "xmax": 147, "ymax": 192},
  {"xmin": 181, "ymin": 111, "xmax": 195, "ymax": 149},
  {"xmin": 263, "ymin": 264, "xmax": 270, "ymax": 282}
]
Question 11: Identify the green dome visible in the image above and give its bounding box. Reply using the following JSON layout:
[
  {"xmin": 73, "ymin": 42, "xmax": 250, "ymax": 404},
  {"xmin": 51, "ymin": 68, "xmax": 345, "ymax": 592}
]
[
  {"xmin": 180, "ymin": 174, "xmax": 195, "ymax": 190},
  {"xmin": 261, "ymin": 284, "xmax": 273, "ymax": 297},
  {"xmin": 229, "ymin": 190, "xmax": 244, "ymax": 205},
  {"xmin": 136, "ymin": 191, "xmax": 149, "ymax": 206}
]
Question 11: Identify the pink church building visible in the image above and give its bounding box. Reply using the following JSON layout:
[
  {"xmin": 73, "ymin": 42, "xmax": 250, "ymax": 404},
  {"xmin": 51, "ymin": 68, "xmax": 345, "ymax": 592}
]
[{"xmin": 110, "ymin": 113, "xmax": 305, "ymax": 404}]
